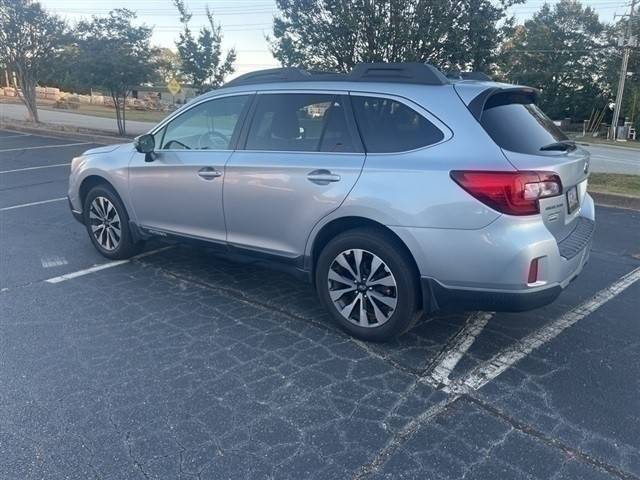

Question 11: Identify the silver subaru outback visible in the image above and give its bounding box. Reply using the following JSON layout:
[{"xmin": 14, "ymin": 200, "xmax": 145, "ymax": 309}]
[{"xmin": 68, "ymin": 63, "xmax": 594, "ymax": 341}]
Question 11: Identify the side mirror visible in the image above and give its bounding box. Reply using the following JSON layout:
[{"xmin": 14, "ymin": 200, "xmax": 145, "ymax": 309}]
[{"xmin": 134, "ymin": 134, "xmax": 156, "ymax": 162}]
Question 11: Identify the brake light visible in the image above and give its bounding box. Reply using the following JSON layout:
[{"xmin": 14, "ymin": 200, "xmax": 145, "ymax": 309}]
[
  {"xmin": 528, "ymin": 258, "xmax": 539, "ymax": 284},
  {"xmin": 450, "ymin": 171, "xmax": 562, "ymax": 215}
]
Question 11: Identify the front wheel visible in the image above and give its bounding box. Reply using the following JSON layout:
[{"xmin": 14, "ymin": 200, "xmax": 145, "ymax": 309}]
[
  {"xmin": 83, "ymin": 185, "xmax": 143, "ymax": 260},
  {"xmin": 315, "ymin": 229, "xmax": 422, "ymax": 341}
]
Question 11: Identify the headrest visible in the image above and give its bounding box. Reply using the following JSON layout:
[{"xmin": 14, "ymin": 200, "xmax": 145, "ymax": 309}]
[{"xmin": 271, "ymin": 108, "xmax": 299, "ymax": 140}]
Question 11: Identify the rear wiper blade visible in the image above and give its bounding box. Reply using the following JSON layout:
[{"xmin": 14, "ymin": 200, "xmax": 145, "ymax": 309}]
[{"xmin": 540, "ymin": 140, "xmax": 577, "ymax": 152}]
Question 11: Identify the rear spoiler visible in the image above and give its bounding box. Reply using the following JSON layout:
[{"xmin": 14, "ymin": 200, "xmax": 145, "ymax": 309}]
[{"xmin": 467, "ymin": 86, "xmax": 539, "ymax": 121}]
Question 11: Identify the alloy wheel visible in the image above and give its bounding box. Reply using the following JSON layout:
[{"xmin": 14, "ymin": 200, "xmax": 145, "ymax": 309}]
[
  {"xmin": 327, "ymin": 249, "xmax": 398, "ymax": 327},
  {"xmin": 89, "ymin": 196, "xmax": 121, "ymax": 251}
]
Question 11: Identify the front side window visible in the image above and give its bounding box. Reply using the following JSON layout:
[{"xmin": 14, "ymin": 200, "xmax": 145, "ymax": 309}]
[
  {"xmin": 245, "ymin": 93, "xmax": 356, "ymax": 152},
  {"xmin": 160, "ymin": 95, "xmax": 249, "ymax": 150},
  {"xmin": 351, "ymin": 96, "xmax": 444, "ymax": 153}
]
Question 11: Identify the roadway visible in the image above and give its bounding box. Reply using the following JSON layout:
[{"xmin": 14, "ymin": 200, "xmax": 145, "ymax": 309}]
[
  {"xmin": 582, "ymin": 144, "xmax": 640, "ymax": 176},
  {"xmin": 0, "ymin": 101, "xmax": 154, "ymax": 136}
]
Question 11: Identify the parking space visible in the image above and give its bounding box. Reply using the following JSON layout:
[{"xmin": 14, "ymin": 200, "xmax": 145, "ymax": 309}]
[
  {"xmin": 0, "ymin": 132, "xmax": 99, "ymax": 210},
  {"xmin": 1, "ymin": 129, "xmax": 639, "ymax": 479}
]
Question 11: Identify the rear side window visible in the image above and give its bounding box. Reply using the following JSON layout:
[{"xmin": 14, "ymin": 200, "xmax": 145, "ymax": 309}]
[
  {"xmin": 351, "ymin": 96, "xmax": 444, "ymax": 153},
  {"xmin": 480, "ymin": 96, "xmax": 568, "ymax": 155},
  {"xmin": 245, "ymin": 93, "xmax": 357, "ymax": 152}
]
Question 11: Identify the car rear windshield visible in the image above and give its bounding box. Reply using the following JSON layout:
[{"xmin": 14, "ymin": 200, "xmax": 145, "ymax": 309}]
[{"xmin": 480, "ymin": 93, "xmax": 568, "ymax": 155}]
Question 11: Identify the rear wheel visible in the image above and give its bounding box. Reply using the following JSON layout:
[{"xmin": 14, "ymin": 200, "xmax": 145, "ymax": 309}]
[
  {"xmin": 315, "ymin": 228, "xmax": 422, "ymax": 341},
  {"xmin": 83, "ymin": 185, "xmax": 143, "ymax": 259}
]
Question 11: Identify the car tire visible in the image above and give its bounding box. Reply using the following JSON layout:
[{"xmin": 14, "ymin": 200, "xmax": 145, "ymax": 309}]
[
  {"xmin": 315, "ymin": 228, "xmax": 422, "ymax": 341},
  {"xmin": 83, "ymin": 185, "xmax": 143, "ymax": 260}
]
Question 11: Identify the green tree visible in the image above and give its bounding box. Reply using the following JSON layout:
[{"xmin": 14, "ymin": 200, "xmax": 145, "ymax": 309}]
[
  {"xmin": 498, "ymin": 0, "xmax": 609, "ymax": 121},
  {"xmin": 0, "ymin": 0, "xmax": 67, "ymax": 122},
  {"xmin": 270, "ymin": 0, "xmax": 522, "ymax": 73},
  {"xmin": 173, "ymin": 0, "xmax": 236, "ymax": 92},
  {"xmin": 154, "ymin": 48, "xmax": 184, "ymax": 84},
  {"xmin": 39, "ymin": 44, "xmax": 87, "ymax": 94},
  {"xmin": 74, "ymin": 9, "xmax": 158, "ymax": 136}
]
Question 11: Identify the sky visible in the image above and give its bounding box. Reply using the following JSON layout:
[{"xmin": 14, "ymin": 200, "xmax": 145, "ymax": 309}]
[{"xmin": 39, "ymin": 0, "xmax": 633, "ymax": 79}]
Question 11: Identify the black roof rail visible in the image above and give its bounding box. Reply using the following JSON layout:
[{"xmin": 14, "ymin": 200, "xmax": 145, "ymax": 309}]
[
  {"xmin": 348, "ymin": 63, "xmax": 449, "ymax": 85},
  {"xmin": 225, "ymin": 67, "xmax": 312, "ymax": 87},
  {"xmin": 224, "ymin": 62, "xmax": 450, "ymax": 87}
]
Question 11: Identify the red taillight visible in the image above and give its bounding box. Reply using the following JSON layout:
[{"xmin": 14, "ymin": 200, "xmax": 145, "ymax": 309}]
[
  {"xmin": 528, "ymin": 258, "xmax": 539, "ymax": 284},
  {"xmin": 450, "ymin": 171, "xmax": 562, "ymax": 215}
]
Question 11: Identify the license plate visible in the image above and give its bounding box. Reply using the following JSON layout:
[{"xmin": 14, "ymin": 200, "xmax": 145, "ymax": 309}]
[{"xmin": 567, "ymin": 186, "xmax": 579, "ymax": 213}]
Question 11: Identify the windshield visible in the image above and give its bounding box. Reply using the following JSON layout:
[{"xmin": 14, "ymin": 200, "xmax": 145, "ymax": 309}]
[{"xmin": 480, "ymin": 101, "xmax": 568, "ymax": 155}]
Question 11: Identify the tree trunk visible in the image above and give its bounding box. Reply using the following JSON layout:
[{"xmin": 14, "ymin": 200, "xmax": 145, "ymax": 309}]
[
  {"xmin": 14, "ymin": 67, "xmax": 39, "ymax": 123},
  {"xmin": 121, "ymin": 92, "xmax": 127, "ymax": 137},
  {"xmin": 111, "ymin": 91, "xmax": 126, "ymax": 137}
]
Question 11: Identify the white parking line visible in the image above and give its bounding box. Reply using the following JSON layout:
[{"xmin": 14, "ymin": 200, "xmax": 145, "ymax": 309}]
[
  {"xmin": 45, "ymin": 246, "xmax": 174, "ymax": 284},
  {"xmin": 425, "ymin": 311, "xmax": 493, "ymax": 387},
  {"xmin": 0, "ymin": 142, "xmax": 90, "ymax": 153},
  {"xmin": 445, "ymin": 266, "xmax": 640, "ymax": 394},
  {"xmin": 0, "ymin": 163, "xmax": 70, "ymax": 174},
  {"xmin": 45, "ymin": 260, "xmax": 130, "ymax": 283},
  {"xmin": 0, "ymin": 197, "xmax": 66, "ymax": 211}
]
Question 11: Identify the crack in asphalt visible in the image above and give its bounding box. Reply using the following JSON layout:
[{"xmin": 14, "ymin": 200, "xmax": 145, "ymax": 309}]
[
  {"xmin": 131, "ymin": 256, "xmax": 640, "ymax": 480},
  {"xmin": 352, "ymin": 396, "xmax": 462, "ymax": 480},
  {"xmin": 133, "ymin": 258, "xmax": 424, "ymax": 379},
  {"xmin": 2, "ymin": 237, "xmax": 637, "ymax": 478},
  {"xmin": 466, "ymin": 395, "xmax": 640, "ymax": 480}
]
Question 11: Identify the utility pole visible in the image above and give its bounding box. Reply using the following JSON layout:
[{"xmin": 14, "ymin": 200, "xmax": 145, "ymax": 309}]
[{"xmin": 610, "ymin": 0, "xmax": 637, "ymax": 140}]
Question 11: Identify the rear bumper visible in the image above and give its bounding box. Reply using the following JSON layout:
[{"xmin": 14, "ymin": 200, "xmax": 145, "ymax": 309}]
[
  {"xmin": 393, "ymin": 194, "xmax": 595, "ymax": 313},
  {"xmin": 420, "ymin": 234, "xmax": 589, "ymax": 312},
  {"xmin": 422, "ymin": 277, "xmax": 563, "ymax": 312},
  {"xmin": 417, "ymin": 231, "xmax": 591, "ymax": 313}
]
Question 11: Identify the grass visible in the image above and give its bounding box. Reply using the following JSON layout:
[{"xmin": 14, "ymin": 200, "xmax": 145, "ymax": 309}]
[{"xmin": 588, "ymin": 173, "xmax": 640, "ymax": 197}]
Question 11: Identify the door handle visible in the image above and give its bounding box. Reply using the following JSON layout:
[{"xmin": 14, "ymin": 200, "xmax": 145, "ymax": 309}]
[
  {"xmin": 198, "ymin": 167, "xmax": 223, "ymax": 180},
  {"xmin": 307, "ymin": 169, "xmax": 341, "ymax": 185}
]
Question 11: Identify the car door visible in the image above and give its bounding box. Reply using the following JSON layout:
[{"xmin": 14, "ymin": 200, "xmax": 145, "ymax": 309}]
[
  {"xmin": 223, "ymin": 92, "xmax": 366, "ymax": 258},
  {"xmin": 128, "ymin": 93, "xmax": 252, "ymax": 241}
]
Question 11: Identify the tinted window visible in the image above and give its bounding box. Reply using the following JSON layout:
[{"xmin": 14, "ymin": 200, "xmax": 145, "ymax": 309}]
[
  {"xmin": 161, "ymin": 95, "xmax": 249, "ymax": 150},
  {"xmin": 245, "ymin": 94, "xmax": 356, "ymax": 152},
  {"xmin": 480, "ymin": 101, "xmax": 568, "ymax": 155},
  {"xmin": 351, "ymin": 96, "xmax": 444, "ymax": 153}
]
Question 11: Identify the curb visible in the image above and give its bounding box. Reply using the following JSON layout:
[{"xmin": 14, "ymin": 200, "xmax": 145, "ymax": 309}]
[
  {"xmin": 590, "ymin": 191, "xmax": 640, "ymax": 211},
  {"xmin": 0, "ymin": 121, "xmax": 133, "ymax": 145}
]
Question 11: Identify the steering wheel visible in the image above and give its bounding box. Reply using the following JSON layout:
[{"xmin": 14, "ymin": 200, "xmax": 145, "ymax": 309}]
[
  {"xmin": 197, "ymin": 130, "xmax": 230, "ymax": 149},
  {"xmin": 163, "ymin": 139, "xmax": 190, "ymax": 150}
]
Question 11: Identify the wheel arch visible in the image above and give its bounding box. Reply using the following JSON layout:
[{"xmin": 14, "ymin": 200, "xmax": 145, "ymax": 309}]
[
  {"xmin": 79, "ymin": 175, "xmax": 119, "ymax": 211},
  {"xmin": 308, "ymin": 216, "xmax": 421, "ymax": 284},
  {"xmin": 79, "ymin": 174, "xmax": 145, "ymax": 246}
]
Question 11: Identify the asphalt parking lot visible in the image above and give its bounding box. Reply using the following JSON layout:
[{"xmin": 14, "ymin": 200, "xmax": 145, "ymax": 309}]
[{"xmin": 1, "ymin": 128, "xmax": 639, "ymax": 480}]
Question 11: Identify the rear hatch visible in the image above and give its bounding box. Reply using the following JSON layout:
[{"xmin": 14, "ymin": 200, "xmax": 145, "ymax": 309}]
[{"xmin": 460, "ymin": 85, "xmax": 590, "ymax": 242}]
